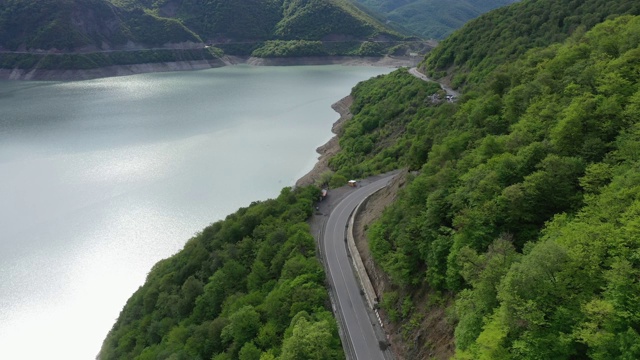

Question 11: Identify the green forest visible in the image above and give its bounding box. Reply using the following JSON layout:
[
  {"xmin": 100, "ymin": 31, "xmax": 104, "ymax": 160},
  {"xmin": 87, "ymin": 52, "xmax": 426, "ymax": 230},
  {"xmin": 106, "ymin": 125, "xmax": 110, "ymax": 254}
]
[
  {"xmin": 325, "ymin": 10, "xmax": 640, "ymax": 360},
  {"xmin": 0, "ymin": 0, "xmax": 403, "ymax": 51},
  {"xmin": 99, "ymin": 186, "xmax": 344, "ymax": 360},
  {"xmin": 424, "ymin": 0, "xmax": 640, "ymax": 87},
  {"xmin": 353, "ymin": 0, "xmax": 517, "ymax": 39},
  {"xmin": 0, "ymin": 0, "xmax": 417, "ymax": 70},
  {"xmin": 101, "ymin": 0, "xmax": 640, "ymax": 359}
]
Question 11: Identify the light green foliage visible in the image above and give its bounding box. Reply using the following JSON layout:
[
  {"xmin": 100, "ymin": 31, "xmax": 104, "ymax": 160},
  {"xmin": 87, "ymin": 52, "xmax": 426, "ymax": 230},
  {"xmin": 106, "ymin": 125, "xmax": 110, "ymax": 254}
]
[
  {"xmin": 252, "ymin": 40, "xmax": 327, "ymax": 57},
  {"xmin": 328, "ymin": 68, "xmax": 442, "ymax": 178},
  {"xmin": 327, "ymin": 13, "xmax": 640, "ymax": 359},
  {"xmin": 424, "ymin": 0, "xmax": 640, "ymax": 87},
  {"xmin": 379, "ymin": 291, "xmax": 400, "ymax": 322},
  {"xmin": 280, "ymin": 312, "xmax": 344, "ymax": 360},
  {"xmin": 238, "ymin": 342, "xmax": 261, "ymax": 360},
  {"xmin": 222, "ymin": 306, "xmax": 261, "ymax": 346}
]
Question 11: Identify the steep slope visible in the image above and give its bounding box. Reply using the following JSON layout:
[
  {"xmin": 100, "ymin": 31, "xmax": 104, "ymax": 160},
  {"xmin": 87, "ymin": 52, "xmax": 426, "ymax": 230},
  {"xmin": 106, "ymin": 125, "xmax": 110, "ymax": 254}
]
[
  {"xmin": 111, "ymin": 0, "xmax": 405, "ymax": 42},
  {"xmin": 95, "ymin": 0, "xmax": 640, "ymax": 359},
  {"xmin": 353, "ymin": 0, "xmax": 518, "ymax": 39},
  {"xmin": 1, "ymin": 0, "xmax": 418, "ymax": 74},
  {"xmin": 99, "ymin": 187, "xmax": 345, "ymax": 360},
  {"xmin": 0, "ymin": 0, "xmax": 200, "ymax": 51},
  {"xmin": 111, "ymin": 0, "xmax": 287, "ymax": 41},
  {"xmin": 324, "ymin": 4, "xmax": 640, "ymax": 359},
  {"xmin": 424, "ymin": 0, "xmax": 640, "ymax": 87}
]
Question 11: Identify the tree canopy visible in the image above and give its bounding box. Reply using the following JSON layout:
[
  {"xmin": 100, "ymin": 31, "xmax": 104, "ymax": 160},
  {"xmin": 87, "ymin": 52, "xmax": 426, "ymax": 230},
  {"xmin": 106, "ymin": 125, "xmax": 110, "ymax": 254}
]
[
  {"xmin": 326, "ymin": 13, "xmax": 640, "ymax": 359},
  {"xmin": 99, "ymin": 186, "xmax": 344, "ymax": 360}
]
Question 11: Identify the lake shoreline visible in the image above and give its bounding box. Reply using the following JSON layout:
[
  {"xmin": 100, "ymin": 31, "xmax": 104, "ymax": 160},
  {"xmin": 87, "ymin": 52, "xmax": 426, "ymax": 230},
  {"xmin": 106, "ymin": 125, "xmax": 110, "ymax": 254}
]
[
  {"xmin": 295, "ymin": 95, "xmax": 354, "ymax": 188},
  {"xmin": 0, "ymin": 55, "xmax": 418, "ymax": 81}
]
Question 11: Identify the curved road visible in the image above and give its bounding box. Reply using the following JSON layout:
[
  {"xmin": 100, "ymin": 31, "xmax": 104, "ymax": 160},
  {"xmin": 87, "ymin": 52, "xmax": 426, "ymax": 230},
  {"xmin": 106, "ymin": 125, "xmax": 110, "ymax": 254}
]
[
  {"xmin": 322, "ymin": 175, "xmax": 395, "ymax": 360},
  {"xmin": 409, "ymin": 67, "xmax": 460, "ymax": 98}
]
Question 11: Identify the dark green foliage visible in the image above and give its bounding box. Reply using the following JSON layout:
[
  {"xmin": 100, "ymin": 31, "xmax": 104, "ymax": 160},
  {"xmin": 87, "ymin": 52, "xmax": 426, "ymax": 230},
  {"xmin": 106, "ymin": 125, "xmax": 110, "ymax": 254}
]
[
  {"xmin": 0, "ymin": 0, "xmax": 200, "ymax": 51},
  {"xmin": 354, "ymin": 0, "xmax": 517, "ymax": 39},
  {"xmin": 328, "ymin": 13, "xmax": 640, "ymax": 358},
  {"xmin": 424, "ymin": 0, "xmax": 640, "ymax": 87},
  {"xmin": 99, "ymin": 186, "xmax": 344, "ymax": 360},
  {"xmin": 0, "ymin": 0, "xmax": 421, "ymax": 71},
  {"xmin": 250, "ymin": 40, "xmax": 421, "ymax": 58},
  {"xmin": 252, "ymin": 40, "xmax": 328, "ymax": 58}
]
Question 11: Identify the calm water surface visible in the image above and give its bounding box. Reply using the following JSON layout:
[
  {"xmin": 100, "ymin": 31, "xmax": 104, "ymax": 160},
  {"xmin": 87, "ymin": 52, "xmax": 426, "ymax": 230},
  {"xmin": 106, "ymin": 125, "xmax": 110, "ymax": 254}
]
[{"xmin": 0, "ymin": 65, "xmax": 391, "ymax": 359}]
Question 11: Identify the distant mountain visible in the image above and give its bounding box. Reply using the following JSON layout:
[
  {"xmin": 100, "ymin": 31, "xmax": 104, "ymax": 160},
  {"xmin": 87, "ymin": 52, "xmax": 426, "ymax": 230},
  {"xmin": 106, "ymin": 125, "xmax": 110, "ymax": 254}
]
[
  {"xmin": 0, "ymin": 0, "xmax": 201, "ymax": 51},
  {"xmin": 352, "ymin": 0, "xmax": 518, "ymax": 39},
  {"xmin": 424, "ymin": 0, "xmax": 640, "ymax": 86},
  {"xmin": 0, "ymin": 0, "xmax": 405, "ymax": 52},
  {"xmin": 0, "ymin": 0, "xmax": 425, "ymax": 73}
]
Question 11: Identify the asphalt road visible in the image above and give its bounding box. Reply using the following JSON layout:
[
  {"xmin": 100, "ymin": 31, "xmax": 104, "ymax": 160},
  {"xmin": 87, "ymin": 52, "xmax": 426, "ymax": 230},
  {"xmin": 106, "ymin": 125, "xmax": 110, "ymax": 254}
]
[
  {"xmin": 409, "ymin": 67, "xmax": 460, "ymax": 98},
  {"xmin": 322, "ymin": 175, "xmax": 395, "ymax": 360}
]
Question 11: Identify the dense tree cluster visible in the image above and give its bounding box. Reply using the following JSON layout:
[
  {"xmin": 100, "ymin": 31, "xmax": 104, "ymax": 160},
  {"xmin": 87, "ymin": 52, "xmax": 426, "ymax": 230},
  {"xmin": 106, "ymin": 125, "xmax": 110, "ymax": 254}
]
[
  {"xmin": 328, "ymin": 13, "xmax": 640, "ymax": 359},
  {"xmin": 99, "ymin": 186, "xmax": 344, "ymax": 360},
  {"xmin": 0, "ymin": 0, "xmax": 414, "ymax": 70},
  {"xmin": 0, "ymin": 0, "xmax": 403, "ymax": 52},
  {"xmin": 424, "ymin": 0, "xmax": 640, "ymax": 88},
  {"xmin": 329, "ymin": 69, "xmax": 442, "ymax": 177}
]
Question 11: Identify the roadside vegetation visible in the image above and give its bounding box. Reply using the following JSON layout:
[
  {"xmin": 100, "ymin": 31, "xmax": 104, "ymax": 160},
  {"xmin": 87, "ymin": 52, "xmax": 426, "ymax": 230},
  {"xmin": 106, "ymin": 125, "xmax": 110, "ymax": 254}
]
[
  {"xmin": 95, "ymin": 0, "xmax": 640, "ymax": 359},
  {"xmin": 424, "ymin": 0, "xmax": 640, "ymax": 88},
  {"xmin": 326, "ymin": 10, "xmax": 640, "ymax": 359}
]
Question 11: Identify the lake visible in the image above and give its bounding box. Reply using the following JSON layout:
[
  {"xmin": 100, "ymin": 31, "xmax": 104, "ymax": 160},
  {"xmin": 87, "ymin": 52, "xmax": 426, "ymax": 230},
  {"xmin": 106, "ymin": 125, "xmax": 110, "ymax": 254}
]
[{"xmin": 0, "ymin": 65, "xmax": 391, "ymax": 359}]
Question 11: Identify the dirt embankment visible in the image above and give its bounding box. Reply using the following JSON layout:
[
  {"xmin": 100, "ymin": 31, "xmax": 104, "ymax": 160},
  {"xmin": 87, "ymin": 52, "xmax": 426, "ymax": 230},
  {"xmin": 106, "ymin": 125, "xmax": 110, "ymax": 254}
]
[
  {"xmin": 295, "ymin": 95, "xmax": 354, "ymax": 187},
  {"xmin": 0, "ymin": 55, "xmax": 420, "ymax": 81}
]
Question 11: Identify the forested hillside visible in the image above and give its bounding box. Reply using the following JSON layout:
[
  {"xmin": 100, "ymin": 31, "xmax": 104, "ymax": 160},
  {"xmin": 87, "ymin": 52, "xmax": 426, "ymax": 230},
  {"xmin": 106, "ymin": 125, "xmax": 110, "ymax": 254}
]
[
  {"xmin": 424, "ymin": 0, "xmax": 640, "ymax": 87},
  {"xmin": 353, "ymin": 0, "xmax": 517, "ymax": 39},
  {"xmin": 98, "ymin": 0, "xmax": 640, "ymax": 358},
  {"xmin": 0, "ymin": 0, "xmax": 418, "ymax": 71},
  {"xmin": 326, "ymin": 9, "xmax": 640, "ymax": 360},
  {"xmin": 99, "ymin": 186, "xmax": 345, "ymax": 360},
  {"xmin": 0, "ymin": 0, "xmax": 403, "ymax": 52},
  {"xmin": 0, "ymin": 0, "xmax": 200, "ymax": 51}
]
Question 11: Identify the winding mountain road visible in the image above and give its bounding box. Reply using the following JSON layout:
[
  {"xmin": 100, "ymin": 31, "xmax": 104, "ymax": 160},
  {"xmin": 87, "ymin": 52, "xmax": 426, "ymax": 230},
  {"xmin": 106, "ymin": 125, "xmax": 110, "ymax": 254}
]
[
  {"xmin": 321, "ymin": 175, "xmax": 396, "ymax": 360},
  {"xmin": 409, "ymin": 67, "xmax": 460, "ymax": 98}
]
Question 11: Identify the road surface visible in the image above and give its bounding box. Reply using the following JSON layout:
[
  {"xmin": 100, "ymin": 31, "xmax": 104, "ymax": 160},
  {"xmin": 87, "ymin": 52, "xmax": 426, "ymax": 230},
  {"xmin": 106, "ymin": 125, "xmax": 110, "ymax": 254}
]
[
  {"xmin": 409, "ymin": 67, "xmax": 460, "ymax": 98},
  {"xmin": 322, "ymin": 175, "xmax": 395, "ymax": 360}
]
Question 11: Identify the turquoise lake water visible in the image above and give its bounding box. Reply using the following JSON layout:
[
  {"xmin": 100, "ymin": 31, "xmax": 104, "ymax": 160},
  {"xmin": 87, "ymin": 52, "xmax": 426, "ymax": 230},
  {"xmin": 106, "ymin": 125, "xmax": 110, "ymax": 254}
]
[{"xmin": 0, "ymin": 65, "xmax": 391, "ymax": 359}]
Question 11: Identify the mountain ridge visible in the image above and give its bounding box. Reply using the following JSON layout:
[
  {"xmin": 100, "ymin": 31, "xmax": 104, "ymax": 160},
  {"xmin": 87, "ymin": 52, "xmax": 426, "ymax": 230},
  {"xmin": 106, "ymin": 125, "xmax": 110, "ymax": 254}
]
[
  {"xmin": 352, "ymin": 0, "xmax": 519, "ymax": 39},
  {"xmin": 0, "ymin": 0, "xmax": 430, "ymax": 74}
]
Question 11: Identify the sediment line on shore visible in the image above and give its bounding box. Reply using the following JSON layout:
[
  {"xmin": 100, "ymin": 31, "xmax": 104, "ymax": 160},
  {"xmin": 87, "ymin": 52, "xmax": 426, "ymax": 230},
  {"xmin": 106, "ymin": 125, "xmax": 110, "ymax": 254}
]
[
  {"xmin": 0, "ymin": 55, "xmax": 418, "ymax": 81},
  {"xmin": 295, "ymin": 95, "xmax": 354, "ymax": 187}
]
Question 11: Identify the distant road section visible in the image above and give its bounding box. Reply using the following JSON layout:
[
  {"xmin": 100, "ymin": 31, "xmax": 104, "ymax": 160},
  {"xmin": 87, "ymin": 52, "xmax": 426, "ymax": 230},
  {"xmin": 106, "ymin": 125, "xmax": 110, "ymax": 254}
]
[
  {"xmin": 321, "ymin": 175, "xmax": 396, "ymax": 360},
  {"xmin": 409, "ymin": 67, "xmax": 460, "ymax": 98}
]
